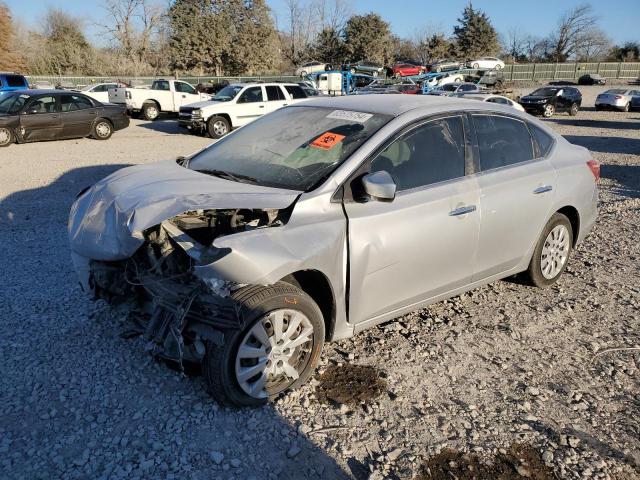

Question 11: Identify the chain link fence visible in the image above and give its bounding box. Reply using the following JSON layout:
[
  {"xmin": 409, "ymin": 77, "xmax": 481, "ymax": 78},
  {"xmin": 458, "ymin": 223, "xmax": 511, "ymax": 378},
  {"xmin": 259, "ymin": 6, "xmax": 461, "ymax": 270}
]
[{"xmin": 25, "ymin": 62, "xmax": 640, "ymax": 88}]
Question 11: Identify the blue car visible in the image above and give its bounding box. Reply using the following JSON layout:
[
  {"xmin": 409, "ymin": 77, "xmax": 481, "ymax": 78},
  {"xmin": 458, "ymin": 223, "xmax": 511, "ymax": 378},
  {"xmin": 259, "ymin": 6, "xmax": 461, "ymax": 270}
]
[{"xmin": 0, "ymin": 73, "xmax": 29, "ymax": 93}]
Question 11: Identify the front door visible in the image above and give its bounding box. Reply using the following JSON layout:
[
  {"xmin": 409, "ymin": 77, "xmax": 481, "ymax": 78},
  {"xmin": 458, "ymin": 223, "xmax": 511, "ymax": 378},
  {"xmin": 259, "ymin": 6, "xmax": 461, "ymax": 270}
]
[
  {"xmin": 20, "ymin": 95, "xmax": 61, "ymax": 142},
  {"xmin": 470, "ymin": 114, "xmax": 556, "ymax": 281},
  {"xmin": 234, "ymin": 86, "xmax": 266, "ymax": 127},
  {"xmin": 173, "ymin": 81, "xmax": 200, "ymax": 108},
  {"xmin": 344, "ymin": 115, "xmax": 480, "ymax": 325},
  {"xmin": 59, "ymin": 94, "xmax": 96, "ymax": 138}
]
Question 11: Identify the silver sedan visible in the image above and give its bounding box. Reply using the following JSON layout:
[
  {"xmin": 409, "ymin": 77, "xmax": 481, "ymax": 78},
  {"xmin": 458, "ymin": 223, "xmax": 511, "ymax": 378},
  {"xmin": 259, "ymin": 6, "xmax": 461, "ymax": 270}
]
[
  {"xmin": 68, "ymin": 95, "xmax": 599, "ymax": 406},
  {"xmin": 595, "ymin": 88, "xmax": 640, "ymax": 112}
]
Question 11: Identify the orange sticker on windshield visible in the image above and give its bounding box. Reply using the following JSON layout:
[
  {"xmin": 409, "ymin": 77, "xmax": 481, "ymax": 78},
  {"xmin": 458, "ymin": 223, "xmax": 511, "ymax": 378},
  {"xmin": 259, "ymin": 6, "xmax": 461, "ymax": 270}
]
[{"xmin": 310, "ymin": 132, "xmax": 345, "ymax": 150}]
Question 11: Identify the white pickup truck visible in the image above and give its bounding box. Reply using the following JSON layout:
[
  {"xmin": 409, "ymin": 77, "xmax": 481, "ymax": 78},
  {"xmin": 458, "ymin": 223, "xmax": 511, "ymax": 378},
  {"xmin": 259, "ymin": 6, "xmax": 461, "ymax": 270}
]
[
  {"xmin": 108, "ymin": 79, "xmax": 211, "ymax": 120},
  {"xmin": 178, "ymin": 82, "xmax": 309, "ymax": 138}
]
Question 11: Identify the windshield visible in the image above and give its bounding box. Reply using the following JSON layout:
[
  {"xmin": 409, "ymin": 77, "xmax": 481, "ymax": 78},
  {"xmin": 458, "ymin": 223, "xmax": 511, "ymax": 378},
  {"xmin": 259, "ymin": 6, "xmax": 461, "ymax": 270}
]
[
  {"xmin": 213, "ymin": 85, "xmax": 243, "ymax": 102},
  {"xmin": 531, "ymin": 87, "xmax": 559, "ymax": 96},
  {"xmin": 0, "ymin": 93, "xmax": 29, "ymax": 115},
  {"xmin": 188, "ymin": 106, "xmax": 392, "ymax": 191}
]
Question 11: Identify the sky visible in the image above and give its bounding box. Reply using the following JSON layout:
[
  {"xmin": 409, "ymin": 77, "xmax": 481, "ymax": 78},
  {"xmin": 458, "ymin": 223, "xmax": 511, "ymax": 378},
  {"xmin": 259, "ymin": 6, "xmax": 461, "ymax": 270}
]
[{"xmin": 5, "ymin": 0, "xmax": 640, "ymax": 46}]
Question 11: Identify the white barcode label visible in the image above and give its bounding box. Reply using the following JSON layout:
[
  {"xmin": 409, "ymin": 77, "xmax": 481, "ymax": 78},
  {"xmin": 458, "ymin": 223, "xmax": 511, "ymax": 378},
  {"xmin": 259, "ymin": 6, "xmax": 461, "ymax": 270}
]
[{"xmin": 326, "ymin": 110, "xmax": 373, "ymax": 123}]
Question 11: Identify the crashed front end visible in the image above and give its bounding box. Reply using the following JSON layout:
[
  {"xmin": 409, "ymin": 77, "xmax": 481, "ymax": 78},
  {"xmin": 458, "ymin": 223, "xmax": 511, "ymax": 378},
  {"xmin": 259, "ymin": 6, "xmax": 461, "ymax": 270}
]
[{"xmin": 68, "ymin": 161, "xmax": 298, "ymax": 367}]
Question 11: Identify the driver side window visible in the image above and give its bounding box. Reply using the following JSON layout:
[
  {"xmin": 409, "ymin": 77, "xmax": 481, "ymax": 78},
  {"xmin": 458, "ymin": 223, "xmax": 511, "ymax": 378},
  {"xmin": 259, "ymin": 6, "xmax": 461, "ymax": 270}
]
[
  {"xmin": 238, "ymin": 86, "xmax": 264, "ymax": 103},
  {"xmin": 370, "ymin": 116, "xmax": 466, "ymax": 191}
]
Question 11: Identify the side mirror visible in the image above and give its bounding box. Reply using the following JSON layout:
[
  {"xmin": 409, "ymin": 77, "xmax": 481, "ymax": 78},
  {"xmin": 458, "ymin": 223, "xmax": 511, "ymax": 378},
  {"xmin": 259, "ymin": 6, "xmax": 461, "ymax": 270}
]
[{"xmin": 362, "ymin": 170, "xmax": 396, "ymax": 202}]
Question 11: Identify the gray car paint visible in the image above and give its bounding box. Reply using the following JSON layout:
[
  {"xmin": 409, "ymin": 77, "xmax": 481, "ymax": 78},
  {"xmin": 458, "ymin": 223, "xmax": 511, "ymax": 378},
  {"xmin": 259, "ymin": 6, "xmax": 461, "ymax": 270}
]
[{"xmin": 69, "ymin": 95, "xmax": 598, "ymax": 342}]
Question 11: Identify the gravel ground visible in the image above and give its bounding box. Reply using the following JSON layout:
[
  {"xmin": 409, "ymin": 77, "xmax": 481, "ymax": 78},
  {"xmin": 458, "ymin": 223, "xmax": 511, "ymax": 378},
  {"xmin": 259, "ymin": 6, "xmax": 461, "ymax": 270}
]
[{"xmin": 1, "ymin": 85, "xmax": 638, "ymax": 479}]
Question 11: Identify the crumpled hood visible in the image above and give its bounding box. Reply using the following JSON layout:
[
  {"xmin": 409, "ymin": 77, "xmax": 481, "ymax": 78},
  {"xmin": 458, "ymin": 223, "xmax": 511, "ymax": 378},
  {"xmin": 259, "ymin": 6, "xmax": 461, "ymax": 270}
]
[{"xmin": 68, "ymin": 159, "xmax": 300, "ymax": 261}]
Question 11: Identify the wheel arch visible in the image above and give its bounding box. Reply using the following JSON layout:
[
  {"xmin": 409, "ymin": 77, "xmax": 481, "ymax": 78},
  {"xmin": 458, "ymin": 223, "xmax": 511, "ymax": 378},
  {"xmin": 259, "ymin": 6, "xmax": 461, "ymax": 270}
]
[
  {"xmin": 556, "ymin": 205, "xmax": 580, "ymax": 247},
  {"xmin": 143, "ymin": 99, "xmax": 161, "ymax": 110},
  {"xmin": 280, "ymin": 269, "xmax": 336, "ymax": 341},
  {"xmin": 212, "ymin": 112, "xmax": 233, "ymax": 127}
]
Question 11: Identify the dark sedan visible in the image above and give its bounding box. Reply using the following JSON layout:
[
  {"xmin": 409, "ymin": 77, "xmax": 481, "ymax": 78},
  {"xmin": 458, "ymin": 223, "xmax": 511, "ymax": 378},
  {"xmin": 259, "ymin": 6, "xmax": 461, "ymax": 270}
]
[
  {"xmin": 578, "ymin": 74, "xmax": 606, "ymax": 85},
  {"xmin": 0, "ymin": 90, "xmax": 129, "ymax": 147}
]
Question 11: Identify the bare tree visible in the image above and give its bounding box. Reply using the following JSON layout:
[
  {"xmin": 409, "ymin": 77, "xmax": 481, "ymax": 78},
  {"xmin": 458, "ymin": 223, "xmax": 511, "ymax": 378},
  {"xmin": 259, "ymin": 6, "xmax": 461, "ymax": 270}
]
[
  {"xmin": 548, "ymin": 3, "xmax": 598, "ymax": 61},
  {"xmin": 312, "ymin": 0, "xmax": 351, "ymax": 31},
  {"xmin": 575, "ymin": 28, "xmax": 611, "ymax": 61},
  {"xmin": 503, "ymin": 26, "xmax": 527, "ymax": 61},
  {"xmin": 99, "ymin": 0, "xmax": 164, "ymax": 74}
]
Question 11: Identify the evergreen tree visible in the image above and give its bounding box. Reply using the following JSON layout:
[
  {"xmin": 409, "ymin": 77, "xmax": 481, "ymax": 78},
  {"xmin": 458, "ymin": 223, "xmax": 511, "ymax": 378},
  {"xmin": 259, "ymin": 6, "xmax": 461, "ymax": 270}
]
[
  {"xmin": 311, "ymin": 28, "xmax": 345, "ymax": 66},
  {"xmin": 453, "ymin": 3, "xmax": 500, "ymax": 59},
  {"xmin": 343, "ymin": 13, "xmax": 393, "ymax": 64},
  {"xmin": 0, "ymin": 3, "xmax": 25, "ymax": 71}
]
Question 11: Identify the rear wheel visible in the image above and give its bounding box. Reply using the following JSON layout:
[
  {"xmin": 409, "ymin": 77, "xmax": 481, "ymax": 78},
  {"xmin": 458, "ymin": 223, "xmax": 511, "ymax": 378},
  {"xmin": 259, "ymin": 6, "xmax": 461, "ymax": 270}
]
[
  {"xmin": 207, "ymin": 115, "xmax": 231, "ymax": 139},
  {"xmin": 472, "ymin": 63, "xmax": 479, "ymax": 69},
  {"xmin": 543, "ymin": 103, "xmax": 555, "ymax": 117},
  {"xmin": 142, "ymin": 102, "xmax": 159, "ymax": 121},
  {"xmin": 495, "ymin": 64, "xmax": 503, "ymax": 70},
  {"xmin": 622, "ymin": 103, "xmax": 630, "ymax": 112},
  {"xmin": 0, "ymin": 127, "xmax": 14, "ymax": 147},
  {"xmin": 203, "ymin": 282, "xmax": 325, "ymax": 407},
  {"xmin": 525, "ymin": 213, "xmax": 573, "ymax": 287},
  {"xmin": 92, "ymin": 119, "xmax": 113, "ymax": 140},
  {"xmin": 569, "ymin": 102, "xmax": 579, "ymax": 116}
]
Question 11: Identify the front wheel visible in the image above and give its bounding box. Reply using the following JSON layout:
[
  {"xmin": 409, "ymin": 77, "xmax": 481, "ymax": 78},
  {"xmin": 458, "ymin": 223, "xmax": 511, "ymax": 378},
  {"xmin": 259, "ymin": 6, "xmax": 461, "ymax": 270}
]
[
  {"xmin": 472, "ymin": 63, "xmax": 479, "ymax": 69},
  {"xmin": 0, "ymin": 127, "xmax": 14, "ymax": 147},
  {"xmin": 495, "ymin": 64, "xmax": 503, "ymax": 70},
  {"xmin": 92, "ymin": 119, "xmax": 113, "ymax": 140},
  {"xmin": 569, "ymin": 102, "xmax": 579, "ymax": 116},
  {"xmin": 207, "ymin": 116, "xmax": 231, "ymax": 139},
  {"xmin": 203, "ymin": 283, "xmax": 325, "ymax": 407},
  {"xmin": 543, "ymin": 103, "xmax": 555, "ymax": 117},
  {"xmin": 525, "ymin": 213, "xmax": 573, "ymax": 287}
]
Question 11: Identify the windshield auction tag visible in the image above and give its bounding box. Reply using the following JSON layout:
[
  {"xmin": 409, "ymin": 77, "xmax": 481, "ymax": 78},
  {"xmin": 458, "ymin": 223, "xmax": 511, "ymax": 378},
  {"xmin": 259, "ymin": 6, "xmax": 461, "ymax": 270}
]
[
  {"xmin": 310, "ymin": 131, "xmax": 346, "ymax": 150},
  {"xmin": 326, "ymin": 110, "xmax": 373, "ymax": 123}
]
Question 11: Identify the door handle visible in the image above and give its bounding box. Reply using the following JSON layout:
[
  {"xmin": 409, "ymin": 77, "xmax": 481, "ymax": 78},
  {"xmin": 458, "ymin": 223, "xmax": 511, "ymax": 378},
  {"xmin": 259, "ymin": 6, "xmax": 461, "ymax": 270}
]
[
  {"xmin": 51, "ymin": 115, "xmax": 59, "ymax": 118},
  {"xmin": 283, "ymin": 104, "xmax": 289, "ymax": 106},
  {"xmin": 259, "ymin": 105, "xmax": 265, "ymax": 108},
  {"xmin": 449, "ymin": 205, "xmax": 476, "ymax": 216},
  {"xmin": 533, "ymin": 185, "xmax": 553, "ymax": 194},
  {"xmin": 182, "ymin": 95, "xmax": 186, "ymax": 98}
]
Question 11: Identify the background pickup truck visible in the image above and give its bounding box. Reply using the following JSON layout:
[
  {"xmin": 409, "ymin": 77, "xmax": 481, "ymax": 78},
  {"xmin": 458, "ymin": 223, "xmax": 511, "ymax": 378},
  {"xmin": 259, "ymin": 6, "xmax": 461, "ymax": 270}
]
[{"xmin": 108, "ymin": 79, "xmax": 211, "ymax": 120}]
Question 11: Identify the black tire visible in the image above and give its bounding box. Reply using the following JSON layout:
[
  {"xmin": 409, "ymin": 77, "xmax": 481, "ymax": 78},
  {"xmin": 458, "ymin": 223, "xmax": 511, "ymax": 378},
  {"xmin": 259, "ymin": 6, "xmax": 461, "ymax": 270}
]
[
  {"xmin": 0, "ymin": 127, "xmax": 14, "ymax": 147},
  {"xmin": 207, "ymin": 115, "xmax": 231, "ymax": 139},
  {"xmin": 595, "ymin": 105, "xmax": 602, "ymax": 111},
  {"xmin": 525, "ymin": 213, "xmax": 573, "ymax": 288},
  {"xmin": 142, "ymin": 102, "xmax": 160, "ymax": 121},
  {"xmin": 622, "ymin": 103, "xmax": 630, "ymax": 113},
  {"xmin": 203, "ymin": 282, "xmax": 325, "ymax": 407},
  {"xmin": 92, "ymin": 119, "xmax": 113, "ymax": 140},
  {"xmin": 543, "ymin": 103, "xmax": 556, "ymax": 118},
  {"xmin": 569, "ymin": 102, "xmax": 579, "ymax": 116}
]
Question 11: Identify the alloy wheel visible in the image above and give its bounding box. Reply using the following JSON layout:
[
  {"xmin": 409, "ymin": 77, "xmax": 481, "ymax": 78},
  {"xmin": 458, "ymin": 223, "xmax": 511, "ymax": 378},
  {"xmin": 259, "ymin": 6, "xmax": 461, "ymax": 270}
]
[
  {"xmin": 544, "ymin": 104, "xmax": 555, "ymax": 117},
  {"xmin": 540, "ymin": 224, "xmax": 570, "ymax": 279},
  {"xmin": 212, "ymin": 120, "xmax": 228, "ymax": 136},
  {"xmin": 234, "ymin": 309, "xmax": 314, "ymax": 399}
]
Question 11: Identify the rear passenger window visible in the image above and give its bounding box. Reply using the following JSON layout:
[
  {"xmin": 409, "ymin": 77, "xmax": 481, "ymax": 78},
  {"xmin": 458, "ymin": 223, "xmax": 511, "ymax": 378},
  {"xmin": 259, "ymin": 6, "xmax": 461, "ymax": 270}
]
[
  {"xmin": 284, "ymin": 85, "xmax": 307, "ymax": 99},
  {"xmin": 265, "ymin": 86, "xmax": 285, "ymax": 101},
  {"xmin": 371, "ymin": 116, "xmax": 466, "ymax": 191},
  {"xmin": 473, "ymin": 115, "xmax": 534, "ymax": 171},
  {"xmin": 529, "ymin": 124, "xmax": 554, "ymax": 157},
  {"xmin": 6, "ymin": 75, "xmax": 26, "ymax": 87}
]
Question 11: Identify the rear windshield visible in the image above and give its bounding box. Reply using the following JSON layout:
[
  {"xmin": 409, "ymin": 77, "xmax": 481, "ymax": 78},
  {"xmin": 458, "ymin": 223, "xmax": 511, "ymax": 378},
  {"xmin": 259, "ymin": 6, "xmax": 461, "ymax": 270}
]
[
  {"xmin": 4, "ymin": 75, "xmax": 27, "ymax": 87},
  {"xmin": 604, "ymin": 89, "xmax": 626, "ymax": 94},
  {"xmin": 0, "ymin": 93, "xmax": 29, "ymax": 114},
  {"xmin": 188, "ymin": 106, "xmax": 392, "ymax": 191}
]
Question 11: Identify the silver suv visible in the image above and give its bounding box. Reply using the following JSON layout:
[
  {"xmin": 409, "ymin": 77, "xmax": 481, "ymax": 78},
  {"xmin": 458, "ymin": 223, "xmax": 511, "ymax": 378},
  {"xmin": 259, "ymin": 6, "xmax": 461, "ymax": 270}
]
[{"xmin": 69, "ymin": 96, "xmax": 599, "ymax": 406}]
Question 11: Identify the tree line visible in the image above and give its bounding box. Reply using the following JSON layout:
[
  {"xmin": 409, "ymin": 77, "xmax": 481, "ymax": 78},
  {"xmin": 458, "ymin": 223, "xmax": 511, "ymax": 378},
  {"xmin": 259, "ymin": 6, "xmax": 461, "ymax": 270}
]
[{"xmin": 0, "ymin": 0, "xmax": 638, "ymax": 77}]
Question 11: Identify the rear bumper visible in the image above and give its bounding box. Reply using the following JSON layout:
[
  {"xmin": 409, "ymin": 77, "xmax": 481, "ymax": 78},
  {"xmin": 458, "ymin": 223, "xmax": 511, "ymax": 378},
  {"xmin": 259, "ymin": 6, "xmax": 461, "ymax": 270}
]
[{"xmin": 595, "ymin": 102, "xmax": 627, "ymax": 110}]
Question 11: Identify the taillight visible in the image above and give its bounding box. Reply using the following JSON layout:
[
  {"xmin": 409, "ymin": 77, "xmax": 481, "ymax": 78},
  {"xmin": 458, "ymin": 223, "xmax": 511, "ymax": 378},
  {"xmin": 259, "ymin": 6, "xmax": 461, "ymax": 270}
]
[
  {"xmin": 587, "ymin": 159, "xmax": 600, "ymax": 181},
  {"xmin": 614, "ymin": 95, "xmax": 622, "ymax": 100}
]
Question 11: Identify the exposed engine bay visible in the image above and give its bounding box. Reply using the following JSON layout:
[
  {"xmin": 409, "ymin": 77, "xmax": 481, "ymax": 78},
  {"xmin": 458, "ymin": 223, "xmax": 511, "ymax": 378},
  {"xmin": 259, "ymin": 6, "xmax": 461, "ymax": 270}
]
[{"xmin": 88, "ymin": 207, "xmax": 291, "ymax": 368}]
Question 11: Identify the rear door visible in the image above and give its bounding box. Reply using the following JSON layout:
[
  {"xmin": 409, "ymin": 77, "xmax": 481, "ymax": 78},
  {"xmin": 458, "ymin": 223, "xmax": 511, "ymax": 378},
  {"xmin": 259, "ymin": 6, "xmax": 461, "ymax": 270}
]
[
  {"xmin": 470, "ymin": 113, "xmax": 556, "ymax": 281},
  {"xmin": 344, "ymin": 114, "xmax": 481, "ymax": 325},
  {"xmin": 264, "ymin": 85, "xmax": 288, "ymax": 114},
  {"xmin": 234, "ymin": 86, "xmax": 266, "ymax": 126},
  {"xmin": 59, "ymin": 94, "xmax": 96, "ymax": 138},
  {"xmin": 19, "ymin": 95, "xmax": 62, "ymax": 142}
]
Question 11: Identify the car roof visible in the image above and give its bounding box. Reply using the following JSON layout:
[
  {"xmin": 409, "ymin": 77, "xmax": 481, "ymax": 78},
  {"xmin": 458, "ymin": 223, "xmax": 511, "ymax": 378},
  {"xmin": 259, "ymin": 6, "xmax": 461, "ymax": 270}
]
[
  {"xmin": 230, "ymin": 82, "xmax": 299, "ymax": 87},
  {"xmin": 2, "ymin": 89, "xmax": 59, "ymax": 95},
  {"xmin": 292, "ymin": 94, "xmax": 520, "ymax": 117}
]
